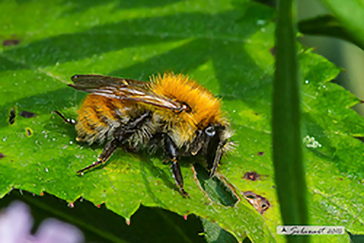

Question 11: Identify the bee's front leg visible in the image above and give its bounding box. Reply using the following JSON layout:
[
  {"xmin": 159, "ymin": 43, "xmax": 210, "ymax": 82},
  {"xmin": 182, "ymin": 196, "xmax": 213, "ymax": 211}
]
[{"xmin": 164, "ymin": 135, "xmax": 189, "ymax": 198}]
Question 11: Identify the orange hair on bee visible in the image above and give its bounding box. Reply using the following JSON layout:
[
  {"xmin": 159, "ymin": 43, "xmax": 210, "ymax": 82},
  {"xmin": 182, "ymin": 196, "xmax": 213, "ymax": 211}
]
[
  {"xmin": 76, "ymin": 95, "xmax": 131, "ymax": 144},
  {"xmin": 151, "ymin": 73, "xmax": 225, "ymax": 129}
]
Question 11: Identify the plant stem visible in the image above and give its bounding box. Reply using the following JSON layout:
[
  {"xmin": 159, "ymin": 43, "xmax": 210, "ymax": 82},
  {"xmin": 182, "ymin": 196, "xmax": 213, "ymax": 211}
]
[{"xmin": 273, "ymin": 0, "xmax": 309, "ymax": 242}]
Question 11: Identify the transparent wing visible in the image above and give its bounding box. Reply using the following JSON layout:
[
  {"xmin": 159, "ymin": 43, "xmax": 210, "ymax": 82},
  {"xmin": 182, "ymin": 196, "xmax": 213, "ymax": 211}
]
[{"xmin": 69, "ymin": 74, "xmax": 188, "ymax": 112}]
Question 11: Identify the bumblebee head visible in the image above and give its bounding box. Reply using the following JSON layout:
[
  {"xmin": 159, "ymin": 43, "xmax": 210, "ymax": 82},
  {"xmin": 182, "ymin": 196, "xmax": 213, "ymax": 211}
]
[{"xmin": 204, "ymin": 123, "xmax": 233, "ymax": 177}]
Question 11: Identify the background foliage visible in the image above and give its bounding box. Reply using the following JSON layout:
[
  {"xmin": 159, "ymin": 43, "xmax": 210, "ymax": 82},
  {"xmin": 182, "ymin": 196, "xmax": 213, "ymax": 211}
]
[{"xmin": 0, "ymin": 0, "xmax": 363, "ymax": 242}]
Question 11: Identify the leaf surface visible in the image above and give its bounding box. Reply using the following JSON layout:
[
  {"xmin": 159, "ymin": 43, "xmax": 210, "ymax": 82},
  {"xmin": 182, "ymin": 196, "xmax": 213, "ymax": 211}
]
[{"xmin": 0, "ymin": 0, "xmax": 363, "ymax": 242}]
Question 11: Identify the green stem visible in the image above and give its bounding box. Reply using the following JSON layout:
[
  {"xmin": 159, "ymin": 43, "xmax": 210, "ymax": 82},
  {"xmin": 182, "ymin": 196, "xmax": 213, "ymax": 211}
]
[{"xmin": 273, "ymin": 0, "xmax": 309, "ymax": 242}]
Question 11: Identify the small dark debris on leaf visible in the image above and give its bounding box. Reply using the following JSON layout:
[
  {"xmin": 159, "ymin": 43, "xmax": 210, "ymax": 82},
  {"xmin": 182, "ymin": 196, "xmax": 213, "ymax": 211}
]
[
  {"xmin": 20, "ymin": 110, "xmax": 36, "ymax": 118},
  {"xmin": 339, "ymin": 178, "xmax": 343, "ymax": 181},
  {"xmin": 25, "ymin": 127, "xmax": 33, "ymax": 137},
  {"xmin": 258, "ymin": 151, "xmax": 264, "ymax": 156},
  {"xmin": 243, "ymin": 171, "xmax": 261, "ymax": 181},
  {"xmin": 270, "ymin": 46, "xmax": 276, "ymax": 56},
  {"xmin": 0, "ymin": 153, "xmax": 5, "ymax": 159},
  {"xmin": 2, "ymin": 39, "xmax": 20, "ymax": 46},
  {"xmin": 243, "ymin": 191, "xmax": 270, "ymax": 214},
  {"xmin": 255, "ymin": 113, "xmax": 259, "ymax": 115},
  {"xmin": 8, "ymin": 108, "xmax": 16, "ymax": 125}
]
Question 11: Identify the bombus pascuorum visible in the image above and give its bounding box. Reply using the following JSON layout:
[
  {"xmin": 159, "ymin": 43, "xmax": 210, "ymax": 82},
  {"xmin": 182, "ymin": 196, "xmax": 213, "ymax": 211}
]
[{"xmin": 54, "ymin": 73, "xmax": 234, "ymax": 197}]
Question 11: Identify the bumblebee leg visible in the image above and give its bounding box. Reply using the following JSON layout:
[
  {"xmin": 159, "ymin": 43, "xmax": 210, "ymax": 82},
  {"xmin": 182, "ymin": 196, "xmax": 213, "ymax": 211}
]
[
  {"xmin": 171, "ymin": 159, "xmax": 189, "ymax": 197},
  {"xmin": 53, "ymin": 110, "xmax": 77, "ymax": 125},
  {"xmin": 77, "ymin": 139, "xmax": 119, "ymax": 175},
  {"xmin": 208, "ymin": 141, "xmax": 224, "ymax": 178},
  {"xmin": 165, "ymin": 135, "xmax": 189, "ymax": 197}
]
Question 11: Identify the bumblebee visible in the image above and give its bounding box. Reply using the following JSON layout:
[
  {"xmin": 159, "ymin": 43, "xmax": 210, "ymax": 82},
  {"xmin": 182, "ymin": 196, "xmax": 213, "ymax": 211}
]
[{"xmin": 54, "ymin": 73, "xmax": 233, "ymax": 197}]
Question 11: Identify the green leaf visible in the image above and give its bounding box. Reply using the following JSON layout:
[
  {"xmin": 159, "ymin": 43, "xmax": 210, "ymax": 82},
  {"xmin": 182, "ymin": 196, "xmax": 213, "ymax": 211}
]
[
  {"xmin": 298, "ymin": 15, "xmax": 364, "ymax": 50},
  {"xmin": 201, "ymin": 218, "xmax": 238, "ymax": 243},
  {"xmin": 0, "ymin": 0, "xmax": 363, "ymax": 242},
  {"xmin": 321, "ymin": 0, "xmax": 364, "ymax": 50}
]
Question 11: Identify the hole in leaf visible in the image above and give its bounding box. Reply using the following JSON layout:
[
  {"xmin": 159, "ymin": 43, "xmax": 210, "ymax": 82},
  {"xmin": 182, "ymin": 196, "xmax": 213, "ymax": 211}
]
[
  {"xmin": 25, "ymin": 127, "xmax": 33, "ymax": 137},
  {"xmin": 8, "ymin": 107, "xmax": 16, "ymax": 125},
  {"xmin": 193, "ymin": 163, "xmax": 238, "ymax": 206}
]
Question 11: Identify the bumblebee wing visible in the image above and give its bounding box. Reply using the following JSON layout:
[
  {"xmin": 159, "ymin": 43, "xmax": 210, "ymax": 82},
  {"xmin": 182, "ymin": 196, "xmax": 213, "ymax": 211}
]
[
  {"xmin": 69, "ymin": 74, "xmax": 147, "ymax": 89},
  {"xmin": 69, "ymin": 74, "xmax": 185, "ymax": 112}
]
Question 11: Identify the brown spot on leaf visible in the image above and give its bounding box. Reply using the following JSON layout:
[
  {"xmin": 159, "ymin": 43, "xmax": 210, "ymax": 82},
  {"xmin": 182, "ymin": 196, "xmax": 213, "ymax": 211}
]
[
  {"xmin": 0, "ymin": 153, "xmax": 5, "ymax": 159},
  {"xmin": 243, "ymin": 171, "xmax": 261, "ymax": 181},
  {"xmin": 20, "ymin": 111, "xmax": 36, "ymax": 118},
  {"xmin": 243, "ymin": 191, "xmax": 270, "ymax": 214},
  {"xmin": 2, "ymin": 39, "xmax": 20, "ymax": 46},
  {"xmin": 258, "ymin": 151, "xmax": 264, "ymax": 156}
]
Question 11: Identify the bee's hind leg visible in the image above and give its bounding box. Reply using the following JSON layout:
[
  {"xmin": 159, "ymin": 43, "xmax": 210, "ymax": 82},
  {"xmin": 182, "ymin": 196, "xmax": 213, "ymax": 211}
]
[
  {"xmin": 53, "ymin": 110, "xmax": 77, "ymax": 125},
  {"xmin": 164, "ymin": 135, "xmax": 190, "ymax": 198},
  {"xmin": 77, "ymin": 139, "xmax": 119, "ymax": 175}
]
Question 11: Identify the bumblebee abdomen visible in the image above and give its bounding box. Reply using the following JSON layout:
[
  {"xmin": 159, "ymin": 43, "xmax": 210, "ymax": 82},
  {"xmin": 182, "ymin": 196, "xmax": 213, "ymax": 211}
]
[{"xmin": 76, "ymin": 94, "xmax": 132, "ymax": 144}]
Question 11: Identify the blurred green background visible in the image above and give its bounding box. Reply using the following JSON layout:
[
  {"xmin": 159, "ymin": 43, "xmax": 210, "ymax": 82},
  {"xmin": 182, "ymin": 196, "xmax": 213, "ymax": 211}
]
[{"xmin": 298, "ymin": 0, "xmax": 364, "ymax": 116}]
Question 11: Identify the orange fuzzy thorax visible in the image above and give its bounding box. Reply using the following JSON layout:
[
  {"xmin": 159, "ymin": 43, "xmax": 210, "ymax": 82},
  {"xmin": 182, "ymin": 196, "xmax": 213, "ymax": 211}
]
[{"xmin": 151, "ymin": 73, "xmax": 224, "ymax": 129}]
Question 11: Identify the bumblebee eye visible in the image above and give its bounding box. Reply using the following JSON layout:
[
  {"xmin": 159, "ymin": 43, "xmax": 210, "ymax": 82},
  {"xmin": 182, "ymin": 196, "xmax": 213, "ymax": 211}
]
[{"xmin": 205, "ymin": 126, "xmax": 215, "ymax": 137}]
